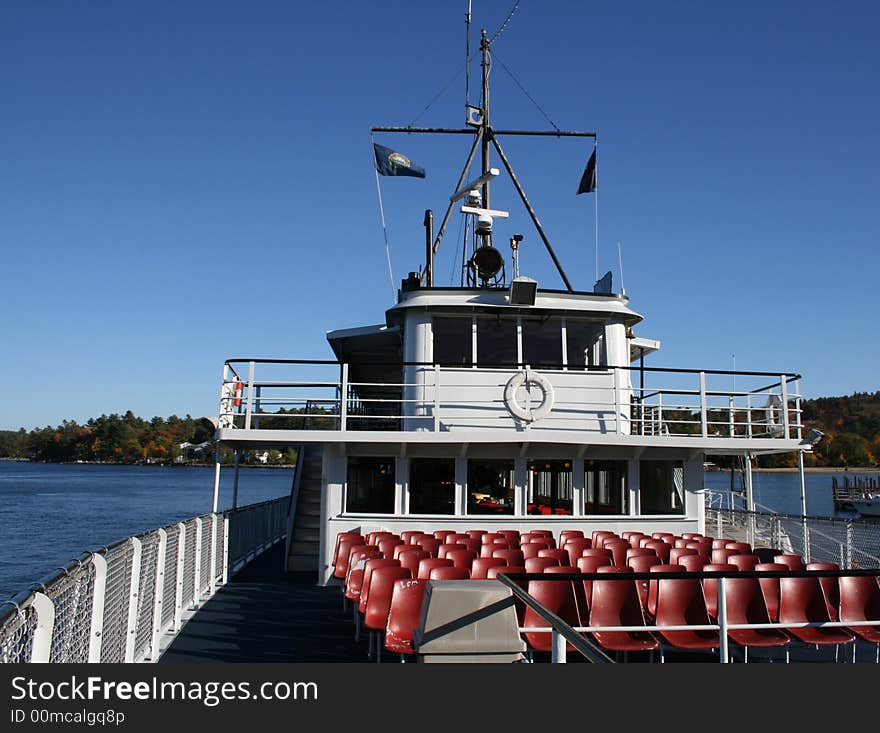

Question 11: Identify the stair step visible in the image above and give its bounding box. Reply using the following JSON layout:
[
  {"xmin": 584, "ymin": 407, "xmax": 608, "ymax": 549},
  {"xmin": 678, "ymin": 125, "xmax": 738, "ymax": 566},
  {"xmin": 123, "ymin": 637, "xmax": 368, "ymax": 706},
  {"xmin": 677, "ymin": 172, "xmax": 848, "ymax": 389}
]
[{"xmin": 287, "ymin": 554, "xmax": 319, "ymax": 572}]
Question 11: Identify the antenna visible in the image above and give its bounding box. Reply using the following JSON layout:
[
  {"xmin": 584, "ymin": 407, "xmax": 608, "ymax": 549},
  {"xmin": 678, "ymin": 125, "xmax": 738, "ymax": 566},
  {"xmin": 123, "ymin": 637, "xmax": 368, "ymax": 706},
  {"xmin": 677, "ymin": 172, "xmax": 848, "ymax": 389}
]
[
  {"xmin": 617, "ymin": 240, "xmax": 626, "ymax": 296},
  {"xmin": 465, "ymin": 1, "xmax": 472, "ymax": 108}
]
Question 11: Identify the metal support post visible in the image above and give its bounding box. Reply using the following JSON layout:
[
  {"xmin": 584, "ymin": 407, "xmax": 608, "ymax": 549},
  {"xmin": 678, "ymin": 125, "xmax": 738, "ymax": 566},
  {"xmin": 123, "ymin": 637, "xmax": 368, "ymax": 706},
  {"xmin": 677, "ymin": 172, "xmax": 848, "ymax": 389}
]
[
  {"xmin": 88, "ymin": 553, "xmax": 108, "ymax": 662},
  {"xmin": 124, "ymin": 537, "xmax": 143, "ymax": 663},
  {"xmin": 193, "ymin": 518, "xmax": 202, "ymax": 605},
  {"xmin": 211, "ymin": 444, "xmax": 221, "ymax": 514},
  {"xmin": 717, "ymin": 577, "xmax": 729, "ymax": 663},
  {"xmin": 150, "ymin": 529, "xmax": 167, "ymax": 661},
  {"xmin": 340, "ymin": 362, "xmax": 349, "ymax": 431},
  {"xmin": 551, "ymin": 629, "xmax": 567, "ymax": 663},
  {"xmin": 232, "ymin": 450, "xmax": 240, "ymax": 509},
  {"xmin": 699, "ymin": 372, "xmax": 708, "ymax": 438},
  {"xmin": 798, "ymin": 450, "xmax": 810, "ymax": 562},
  {"xmin": 29, "ymin": 593, "xmax": 55, "ymax": 663},
  {"xmin": 174, "ymin": 523, "xmax": 185, "ymax": 631}
]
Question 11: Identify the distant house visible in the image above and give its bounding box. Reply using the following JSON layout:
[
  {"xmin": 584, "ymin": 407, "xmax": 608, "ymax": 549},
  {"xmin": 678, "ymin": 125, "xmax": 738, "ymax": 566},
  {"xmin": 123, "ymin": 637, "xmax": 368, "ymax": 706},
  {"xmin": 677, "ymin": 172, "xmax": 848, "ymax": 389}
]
[{"xmin": 177, "ymin": 441, "xmax": 213, "ymax": 463}]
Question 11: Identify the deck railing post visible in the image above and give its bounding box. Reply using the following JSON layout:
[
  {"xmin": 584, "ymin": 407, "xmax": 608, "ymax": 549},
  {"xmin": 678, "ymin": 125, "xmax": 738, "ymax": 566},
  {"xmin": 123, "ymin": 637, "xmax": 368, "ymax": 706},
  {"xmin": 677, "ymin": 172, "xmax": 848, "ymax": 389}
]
[
  {"xmin": 717, "ymin": 576, "xmax": 729, "ymax": 663},
  {"xmin": 193, "ymin": 519, "xmax": 202, "ymax": 606},
  {"xmin": 124, "ymin": 537, "xmax": 143, "ymax": 663},
  {"xmin": 222, "ymin": 515, "xmax": 230, "ymax": 585},
  {"xmin": 434, "ymin": 364, "xmax": 441, "ymax": 432},
  {"xmin": 613, "ymin": 368, "xmax": 622, "ymax": 436},
  {"xmin": 699, "ymin": 372, "xmax": 708, "ymax": 438},
  {"xmin": 746, "ymin": 394, "xmax": 753, "ymax": 438},
  {"xmin": 29, "ymin": 593, "xmax": 55, "ymax": 663},
  {"xmin": 728, "ymin": 395, "xmax": 735, "ymax": 437},
  {"xmin": 340, "ymin": 362, "xmax": 349, "ymax": 431},
  {"xmin": 150, "ymin": 528, "xmax": 168, "ymax": 661},
  {"xmin": 551, "ymin": 629, "xmax": 567, "ymax": 663},
  {"xmin": 846, "ymin": 522, "xmax": 854, "ymax": 569},
  {"xmin": 780, "ymin": 375, "xmax": 790, "ymax": 438},
  {"xmin": 245, "ymin": 360, "xmax": 255, "ymax": 430},
  {"xmin": 88, "ymin": 553, "xmax": 107, "ymax": 662},
  {"xmin": 209, "ymin": 514, "xmax": 218, "ymax": 595},
  {"xmin": 174, "ymin": 523, "xmax": 185, "ymax": 631}
]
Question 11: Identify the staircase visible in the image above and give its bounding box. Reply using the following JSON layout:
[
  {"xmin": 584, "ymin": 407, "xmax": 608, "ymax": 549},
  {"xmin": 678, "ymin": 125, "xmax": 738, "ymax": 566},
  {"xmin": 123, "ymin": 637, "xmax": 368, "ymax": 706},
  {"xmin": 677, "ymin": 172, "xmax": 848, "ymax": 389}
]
[{"xmin": 286, "ymin": 445, "xmax": 324, "ymax": 572}]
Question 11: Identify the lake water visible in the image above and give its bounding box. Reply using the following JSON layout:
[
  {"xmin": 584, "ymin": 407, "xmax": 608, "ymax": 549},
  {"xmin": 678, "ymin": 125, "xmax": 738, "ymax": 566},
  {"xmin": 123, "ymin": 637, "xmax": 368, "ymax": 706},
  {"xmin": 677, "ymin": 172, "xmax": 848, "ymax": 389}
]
[
  {"xmin": 0, "ymin": 462, "xmax": 292, "ymax": 600},
  {"xmin": 1, "ymin": 461, "xmax": 877, "ymax": 601}
]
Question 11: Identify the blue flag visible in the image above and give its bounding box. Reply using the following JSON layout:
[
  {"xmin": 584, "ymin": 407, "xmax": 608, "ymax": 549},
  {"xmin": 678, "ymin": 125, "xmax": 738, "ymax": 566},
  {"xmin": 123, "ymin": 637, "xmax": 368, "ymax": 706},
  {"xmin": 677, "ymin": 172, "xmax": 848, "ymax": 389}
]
[{"xmin": 373, "ymin": 143, "xmax": 426, "ymax": 178}]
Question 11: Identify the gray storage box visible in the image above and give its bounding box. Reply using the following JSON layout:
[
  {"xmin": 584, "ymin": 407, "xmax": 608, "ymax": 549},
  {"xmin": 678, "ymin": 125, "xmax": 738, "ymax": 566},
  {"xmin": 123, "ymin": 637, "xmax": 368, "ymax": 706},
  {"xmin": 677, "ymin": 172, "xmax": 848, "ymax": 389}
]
[{"xmin": 415, "ymin": 580, "xmax": 526, "ymax": 663}]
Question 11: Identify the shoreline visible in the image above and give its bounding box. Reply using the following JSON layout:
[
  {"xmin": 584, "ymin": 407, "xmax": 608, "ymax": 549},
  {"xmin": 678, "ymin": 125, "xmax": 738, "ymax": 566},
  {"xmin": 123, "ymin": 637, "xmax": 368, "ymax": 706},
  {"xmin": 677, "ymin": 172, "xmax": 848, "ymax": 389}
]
[{"xmin": 709, "ymin": 466, "xmax": 880, "ymax": 473}]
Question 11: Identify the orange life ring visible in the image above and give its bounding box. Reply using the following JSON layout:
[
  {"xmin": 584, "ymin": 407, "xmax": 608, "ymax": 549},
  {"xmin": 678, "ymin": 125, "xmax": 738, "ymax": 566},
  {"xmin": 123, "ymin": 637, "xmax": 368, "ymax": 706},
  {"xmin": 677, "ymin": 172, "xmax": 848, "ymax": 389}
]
[{"xmin": 233, "ymin": 381, "xmax": 243, "ymax": 407}]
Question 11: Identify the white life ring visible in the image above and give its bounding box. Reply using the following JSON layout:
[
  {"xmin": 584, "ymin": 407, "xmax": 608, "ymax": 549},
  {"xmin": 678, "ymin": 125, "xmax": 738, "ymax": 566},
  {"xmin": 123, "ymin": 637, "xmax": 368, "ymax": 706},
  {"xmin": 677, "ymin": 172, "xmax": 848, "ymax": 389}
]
[{"xmin": 503, "ymin": 370, "xmax": 555, "ymax": 422}]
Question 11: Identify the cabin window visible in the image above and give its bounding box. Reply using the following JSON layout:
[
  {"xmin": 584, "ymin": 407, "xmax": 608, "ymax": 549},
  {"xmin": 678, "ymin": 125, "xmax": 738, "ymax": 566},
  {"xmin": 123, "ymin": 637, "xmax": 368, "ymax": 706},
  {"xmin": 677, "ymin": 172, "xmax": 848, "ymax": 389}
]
[
  {"xmin": 467, "ymin": 459, "xmax": 514, "ymax": 515},
  {"xmin": 584, "ymin": 460, "xmax": 628, "ymax": 515},
  {"xmin": 432, "ymin": 317, "xmax": 473, "ymax": 366},
  {"xmin": 566, "ymin": 320, "xmax": 606, "ymax": 369},
  {"xmin": 345, "ymin": 457, "xmax": 395, "ymax": 513},
  {"xmin": 476, "ymin": 316, "xmax": 517, "ymax": 367},
  {"xmin": 408, "ymin": 458, "xmax": 456, "ymax": 515},
  {"xmin": 527, "ymin": 460, "xmax": 573, "ymax": 516},
  {"xmin": 522, "ymin": 317, "xmax": 563, "ymax": 369},
  {"xmin": 639, "ymin": 460, "xmax": 685, "ymax": 514}
]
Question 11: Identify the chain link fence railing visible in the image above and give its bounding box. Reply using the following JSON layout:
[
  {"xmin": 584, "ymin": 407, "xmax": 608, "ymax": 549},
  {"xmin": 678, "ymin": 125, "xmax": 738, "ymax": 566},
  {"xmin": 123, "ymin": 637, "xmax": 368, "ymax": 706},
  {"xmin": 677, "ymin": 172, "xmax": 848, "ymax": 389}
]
[
  {"xmin": 706, "ymin": 503, "xmax": 880, "ymax": 569},
  {"xmin": 0, "ymin": 495, "xmax": 289, "ymax": 664}
]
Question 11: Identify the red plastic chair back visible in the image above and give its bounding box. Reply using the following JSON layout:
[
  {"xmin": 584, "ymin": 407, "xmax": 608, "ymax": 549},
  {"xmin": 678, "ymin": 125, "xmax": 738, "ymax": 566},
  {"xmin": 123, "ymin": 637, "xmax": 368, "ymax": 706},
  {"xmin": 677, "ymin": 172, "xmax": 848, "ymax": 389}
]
[
  {"xmin": 398, "ymin": 549, "xmax": 429, "ymax": 578},
  {"xmin": 560, "ymin": 530, "xmax": 585, "ymax": 545},
  {"xmin": 564, "ymin": 538, "xmax": 592, "ymax": 566},
  {"xmin": 487, "ymin": 565, "xmax": 525, "ymax": 579},
  {"xmin": 807, "ymin": 562, "xmax": 841, "ymax": 622},
  {"xmin": 416, "ymin": 537, "xmax": 442, "ymax": 557},
  {"xmin": 367, "ymin": 531, "xmax": 395, "ymax": 546},
  {"xmin": 378, "ymin": 537, "xmax": 404, "ymax": 559},
  {"xmin": 592, "ymin": 530, "xmax": 617, "ymax": 548},
  {"xmin": 364, "ymin": 566, "xmax": 412, "ymax": 631},
  {"xmin": 669, "ymin": 547, "xmax": 697, "ymax": 565},
  {"xmin": 779, "ymin": 575, "xmax": 855, "ymax": 645},
  {"xmin": 645, "ymin": 540, "xmax": 670, "ymax": 564},
  {"xmin": 333, "ymin": 536, "xmax": 366, "ymax": 579},
  {"xmin": 678, "ymin": 554, "xmax": 707, "ymax": 573},
  {"xmin": 627, "ymin": 555, "xmax": 661, "ymax": 614},
  {"xmin": 417, "ymin": 557, "xmax": 453, "ymax": 580},
  {"xmin": 333, "ymin": 532, "xmax": 362, "ymax": 568},
  {"xmin": 497, "ymin": 530, "xmax": 521, "ymax": 545},
  {"xmin": 581, "ymin": 547, "xmax": 613, "ymax": 560},
  {"xmin": 774, "ymin": 554, "xmax": 805, "ymax": 571},
  {"xmin": 446, "ymin": 533, "xmax": 470, "ymax": 544},
  {"xmin": 839, "ymin": 575, "xmax": 880, "ymax": 642},
  {"xmin": 577, "ymin": 555, "xmax": 614, "ymax": 610},
  {"xmin": 711, "ymin": 538, "xmax": 733, "ymax": 550},
  {"xmin": 700, "ymin": 563, "xmax": 737, "ymax": 620},
  {"xmin": 400, "ymin": 530, "xmax": 425, "ymax": 544},
  {"xmin": 522, "ymin": 576, "xmax": 581, "ymax": 652},
  {"xmin": 466, "ymin": 530, "xmax": 487, "ymax": 541},
  {"xmin": 470, "ymin": 556, "xmax": 507, "ymax": 579},
  {"xmin": 710, "ymin": 547, "xmax": 737, "ymax": 565},
  {"xmin": 754, "ymin": 562, "xmax": 788, "ymax": 622},
  {"xmin": 604, "ymin": 540, "xmax": 631, "ymax": 567},
  {"xmin": 437, "ymin": 543, "xmax": 467, "ymax": 559},
  {"xmin": 429, "ymin": 566, "xmax": 470, "ymax": 580},
  {"xmin": 385, "ymin": 579, "xmax": 427, "ymax": 655},
  {"xmin": 525, "ymin": 557, "xmax": 560, "ymax": 573},
  {"xmin": 652, "ymin": 532, "xmax": 674, "ymax": 541},
  {"xmin": 480, "ymin": 532, "xmax": 505, "ymax": 545},
  {"xmin": 521, "ymin": 543, "xmax": 549, "ymax": 560},
  {"xmin": 653, "ymin": 569, "xmax": 720, "ymax": 649},
  {"xmin": 480, "ymin": 541, "xmax": 512, "ymax": 558},
  {"xmin": 360, "ymin": 558, "xmax": 401, "ymax": 614},
  {"xmin": 722, "ymin": 575, "xmax": 789, "ymax": 649},
  {"xmin": 537, "ymin": 548, "xmax": 569, "ymax": 563},
  {"xmin": 589, "ymin": 567, "xmax": 659, "ymax": 652},
  {"xmin": 492, "ymin": 548, "xmax": 525, "ymax": 566},
  {"xmin": 446, "ymin": 549, "xmax": 477, "ymax": 571},
  {"xmin": 725, "ymin": 542, "xmax": 751, "ymax": 554},
  {"xmin": 673, "ymin": 538, "xmax": 692, "ymax": 549},
  {"xmin": 728, "ymin": 554, "xmax": 759, "ymax": 572},
  {"xmin": 433, "ymin": 530, "xmax": 455, "ymax": 542},
  {"xmin": 627, "ymin": 533, "xmax": 648, "ymax": 549}
]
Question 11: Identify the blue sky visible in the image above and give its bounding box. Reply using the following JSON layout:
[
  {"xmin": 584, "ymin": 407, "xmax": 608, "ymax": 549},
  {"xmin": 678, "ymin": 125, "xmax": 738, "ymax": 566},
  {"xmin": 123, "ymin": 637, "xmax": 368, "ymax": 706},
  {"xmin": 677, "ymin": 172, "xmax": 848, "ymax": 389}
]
[{"xmin": 3, "ymin": 1, "xmax": 878, "ymax": 430}]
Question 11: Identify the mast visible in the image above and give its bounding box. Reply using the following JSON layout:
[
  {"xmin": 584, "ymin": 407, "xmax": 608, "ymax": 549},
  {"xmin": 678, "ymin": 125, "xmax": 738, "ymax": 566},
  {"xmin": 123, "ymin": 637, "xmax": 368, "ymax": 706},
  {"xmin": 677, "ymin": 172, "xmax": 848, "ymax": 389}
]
[{"xmin": 480, "ymin": 28, "xmax": 491, "ymax": 210}]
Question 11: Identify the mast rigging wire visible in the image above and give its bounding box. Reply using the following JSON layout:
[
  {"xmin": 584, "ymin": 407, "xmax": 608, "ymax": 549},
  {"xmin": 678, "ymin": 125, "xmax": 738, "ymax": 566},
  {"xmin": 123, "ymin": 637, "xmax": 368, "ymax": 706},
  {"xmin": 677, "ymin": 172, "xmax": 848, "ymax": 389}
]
[
  {"xmin": 408, "ymin": 65, "xmax": 466, "ymax": 128},
  {"xmin": 493, "ymin": 53, "xmax": 561, "ymax": 132},
  {"xmin": 488, "ymin": 0, "xmax": 522, "ymax": 46}
]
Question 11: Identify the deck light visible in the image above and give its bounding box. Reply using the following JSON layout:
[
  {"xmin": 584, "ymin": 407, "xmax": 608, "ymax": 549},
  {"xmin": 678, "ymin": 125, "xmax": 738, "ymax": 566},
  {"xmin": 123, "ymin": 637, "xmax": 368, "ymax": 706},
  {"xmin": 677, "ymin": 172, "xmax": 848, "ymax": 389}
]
[{"xmin": 509, "ymin": 276, "xmax": 537, "ymax": 306}]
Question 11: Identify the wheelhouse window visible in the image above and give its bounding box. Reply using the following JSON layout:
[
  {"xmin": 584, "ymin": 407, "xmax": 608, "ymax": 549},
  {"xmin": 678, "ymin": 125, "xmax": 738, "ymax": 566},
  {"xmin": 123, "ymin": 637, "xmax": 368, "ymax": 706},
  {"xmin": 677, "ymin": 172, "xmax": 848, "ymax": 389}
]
[
  {"xmin": 432, "ymin": 317, "xmax": 472, "ymax": 366},
  {"xmin": 409, "ymin": 458, "xmax": 455, "ymax": 515},
  {"xmin": 476, "ymin": 316, "xmax": 517, "ymax": 367},
  {"xmin": 527, "ymin": 459, "xmax": 573, "ymax": 516},
  {"xmin": 522, "ymin": 317, "xmax": 562, "ymax": 369},
  {"xmin": 346, "ymin": 457, "xmax": 395, "ymax": 513},
  {"xmin": 584, "ymin": 460, "xmax": 628, "ymax": 515},
  {"xmin": 566, "ymin": 320, "xmax": 605, "ymax": 369},
  {"xmin": 467, "ymin": 459, "xmax": 514, "ymax": 515},
  {"xmin": 639, "ymin": 460, "xmax": 685, "ymax": 514}
]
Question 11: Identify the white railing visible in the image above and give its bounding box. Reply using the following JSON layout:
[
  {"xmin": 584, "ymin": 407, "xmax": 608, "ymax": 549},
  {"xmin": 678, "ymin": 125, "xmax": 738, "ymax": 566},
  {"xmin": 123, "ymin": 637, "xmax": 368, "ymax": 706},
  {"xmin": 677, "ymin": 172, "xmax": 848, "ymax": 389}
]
[
  {"xmin": 218, "ymin": 359, "xmax": 803, "ymax": 440},
  {"xmin": 0, "ymin": 496, "xmax": 288, "ymax": 664}
]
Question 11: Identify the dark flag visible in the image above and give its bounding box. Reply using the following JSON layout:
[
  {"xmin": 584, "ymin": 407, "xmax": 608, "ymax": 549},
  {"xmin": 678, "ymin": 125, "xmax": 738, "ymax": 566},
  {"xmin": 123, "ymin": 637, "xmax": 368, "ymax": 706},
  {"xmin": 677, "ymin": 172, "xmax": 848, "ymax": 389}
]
[
  {"xmin": 593, "ymin": 270, "xmax": 613, "ymax": 295},
  {"xmin": 373, "ymin": 143, "xmax": 426, "ymax": 178},
  {"xmin": 576, "ymin": 148, "xmax": 597, "ymax": 194}
]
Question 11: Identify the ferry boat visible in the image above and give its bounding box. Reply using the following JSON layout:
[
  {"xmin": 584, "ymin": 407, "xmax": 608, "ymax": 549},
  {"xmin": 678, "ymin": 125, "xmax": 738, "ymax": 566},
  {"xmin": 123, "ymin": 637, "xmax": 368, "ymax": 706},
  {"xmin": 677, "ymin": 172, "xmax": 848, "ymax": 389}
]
[{"xmin": 3, "ymin": 10, "xmax": 879, "ymax": 666}]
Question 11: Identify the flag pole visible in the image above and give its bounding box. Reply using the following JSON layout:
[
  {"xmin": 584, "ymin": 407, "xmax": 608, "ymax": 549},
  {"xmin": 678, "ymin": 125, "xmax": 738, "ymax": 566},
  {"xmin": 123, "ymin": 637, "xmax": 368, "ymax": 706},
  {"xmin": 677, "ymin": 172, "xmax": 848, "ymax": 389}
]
[
  {"xmin": 371, "ymin": 134, "xmax": 397, "ymax": 302},
  {"xmin": 594, "ymin": 137, "xmax": 599, "ymax": 283}
]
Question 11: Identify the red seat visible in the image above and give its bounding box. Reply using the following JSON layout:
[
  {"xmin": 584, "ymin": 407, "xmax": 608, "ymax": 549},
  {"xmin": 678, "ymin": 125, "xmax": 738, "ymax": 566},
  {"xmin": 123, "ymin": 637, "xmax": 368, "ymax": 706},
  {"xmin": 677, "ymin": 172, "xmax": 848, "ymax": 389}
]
[
  {"xmin": 652, "ymin": 532, "xmax": 674, "ymax": 541},
  {"xmin": 378, "ymin": 537, "xmax": 404, "ymax": 559},
  {"xmin": 627, "ymin": 555, "xmax": 661, "ymax": 615},
  {"xmin": 333, "ymin": 532, "xmax": 362, "ymax": 569},
  {"xmin": 437, "ymin": 543, "xmax": 467, "ymax": 559},
  {"xmin": 755, "ymin": 562, "xmax": 788, "ymax": 622},
  {"xmin": 446, "ymin": 549, "xmax": 477, "ymax": 571},
  {"xmin": 678, "ymin": 555, "xmax": 707, "ymax": 573},
  {"xmin": 722, "ymin": 576, "xmax": 790, "ymax": 651},
  {"xmin": 417, "ymin": 558, "xmax": 453, "ymax": 580},
  {"xmin": 466, "ymin": 530, "xmax": 487, "ymax": 541},
  {"xmin": 753, "ymin": 547, "xmax": 782, "ymax": 564},
  {"xmin": 653, "ymin": 571, "xmax": 721, "ymax": 651},
  {"xmin": 839, "ymin": 575, "xmax": 880, "ymax": 644},
  {"xmin": 460, "ymin": 538, "xmax": 481, "ymax": 554},
  {"xmin": 521, "ymin": 542, "xmax": 551, "ymax": 560},
  {"xmin": 774, "ymin": 554, "xmax": 805, "ymax": 571},
  {"xmin": 645, "ymin": 540, "xmax": 670, "ymax": 564},
  {"xmin": 711, "ymin": 538, "xmax": 733, "ymax": 550},
  {"xmin": 807, "ymin": 562, "xmax": 841, "ymax": 622},
  {"xmin": 589, "ymin": 567, "xmax": 659, "ymax": 653},
  {"xmin": 525, "ymin": 557, "xmax": 560, "ymax": 573},
  {"xmin": 673, "ymin": 538, "xmax": 692, "ymax": 549},
  {"xmin": 710, "ymin": 547, "xmax": 737, "ymax": 565},
  {"xmin": 497, "ymin": 530, "xmax": 521, "ymax": 545},
  {"xmin": 470, "ymin": 556, "xmax": 507, "ymax": 579},
  {"xmin": 681, "ymin": 532, "xmax": 703, "ymax": 541},
  {"xmin": 779, "ymin": 576, "xmax": 855, "ymax": 645},
  {"xmin": 626, "ymin": 547, "xmax": 656, "ymax": 564},
  {"xmin": 492, "ymin": 548, "xmax": 525, "ymax": 566},
  {"xmin": 522, "ymin": 576, "xmax": 581, "ymax": 652},
  {"xmin": 367, "ymin": 531, "xmax": 396, "ymax": 546},
  {"xmin": 686, "ymin": 541, "xmax": 712, "ymax": 559},
  {"xmin": 725, "ymin": 542, "xmax": 751, "ymax": 555},
  {"xmin": 480, "ymin": 532, "xmax": 505, "ymax": 545},
  {"xmin": 700, "ymin": 563, "xmax": 738, "ymax": 621},
  {"xmin": 668, "ymin": 547, "xmax": 697, "ymax": 565},
  {"xmin": 333, "ymin": 536, "xmax": 367, "ymax": 579},
  {"xmin": 604, "ymin": 540, "xmax": 631, "ymax": 567},
  {"xmin": 646, "ymin": 564, "xmax": 678, "ymax": 619},
  {"xmin": 446, "ymin": 533, "xmax": 470, "ymax": 544},
  {"xmin": 480, "ymin": 541, "xmax": 512, "ymax": 558},
  {"xmin": 392, "ymin": 543, "xmax": 414, "ymax": 560},
  {"xmin": 728, "ymin": 554, "xmax": 760, "ymax": 572},
  {"xmin": 577, "ymin": 555, "xmax": 614, "ymax": 610},
  {"xmin": 398, "ymin": 549, "xmax": 429, "ymax": 578},
  {"xmin": 537, "ymin": 548, "xmax": 569, "ymax": 564},
  {"xmin": 560, "ymin": 530, "xmax": 585, "ymax": 545},
  {"xmin": 429, "ymin": 566, "xmax": 470, "ymax": 580},
  {"xmin": 433, "ymin": 530, "xmax": 455, "ymax": 542},
  {"xmin": 543, "ymin": 565, "xmax": 588, "ymax": 622},
  {"xmin": 596, "ymin": 533, "xmax": 622, "ymax": 550},
  {"xmin": 627, "ymin": 533, "xmax": 648, "ymax": 549},
  {"xmin": 385, "ymin": 579, "xmax": 427, "ymax": 656},
  {"xmin": 363, "ymin": 566, "xmax": 412, "ymax": 632},
  {"xmin": 359, "ymin": 558, "xmax": 401, "ymax": 615},
  {"xmin": 592, "ymin": 530, "xmax": 617, "ymax": 548},
  {"xmin": 581, "ymin": 547, "xmax": 613, "ymax": 560},
  {"xmin": 416, "ymin": 537, "xmax": 442, "ymax": 557},
  {"xmin": 344, "ymin": 546, "xmax": 380, "ymax": 596},
  {"xmin": 564, "ymin": 538, "xmax": 592, "ymax": 566},
  {"xmin": 400, "ymin": 530, "xmax": 425, "ymax": 544},
  {"xmin": 487, "ymin": 565, "xmax": 525, "ymax": 579}
]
